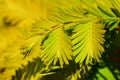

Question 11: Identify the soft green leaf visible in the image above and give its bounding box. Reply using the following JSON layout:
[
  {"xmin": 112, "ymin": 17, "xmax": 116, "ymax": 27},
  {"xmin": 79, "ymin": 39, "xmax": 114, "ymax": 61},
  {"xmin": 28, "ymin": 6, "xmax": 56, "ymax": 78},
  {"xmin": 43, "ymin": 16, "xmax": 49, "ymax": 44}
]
[
  {"xmin": 72, "ymin": 19, "xmax": 105, "ymax": 65},
  {"xmin": 41, "ymin": 27, "xmax": 72, "ymax": 67},
  {"xmin": 21, "ymin": 35, "xmax": 45, "ymax": 59}
]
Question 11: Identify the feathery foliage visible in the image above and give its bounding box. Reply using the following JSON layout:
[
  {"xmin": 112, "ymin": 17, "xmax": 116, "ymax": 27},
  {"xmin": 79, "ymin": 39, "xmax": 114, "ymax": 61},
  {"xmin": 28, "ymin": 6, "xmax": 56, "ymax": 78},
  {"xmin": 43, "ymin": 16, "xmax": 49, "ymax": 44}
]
[{"xmin": 0, "ymin": 0, "xmax": 120, "ymax": 80}]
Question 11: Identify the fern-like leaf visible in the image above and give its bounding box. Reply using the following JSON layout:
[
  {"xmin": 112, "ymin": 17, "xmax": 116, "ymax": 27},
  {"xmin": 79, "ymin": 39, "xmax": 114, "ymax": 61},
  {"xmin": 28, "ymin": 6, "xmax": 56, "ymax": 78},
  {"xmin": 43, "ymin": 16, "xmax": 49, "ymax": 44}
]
[
  {"xmin": 72, "ymin": 19, "xmax": 105, "ymax": 65},
  {"xmin": 21, "ymin": 35, "xmax": 45, "ymax": 62},
  {"xmin": 41, "ymin": 27, "xmax": 72, "ymax": 67}
]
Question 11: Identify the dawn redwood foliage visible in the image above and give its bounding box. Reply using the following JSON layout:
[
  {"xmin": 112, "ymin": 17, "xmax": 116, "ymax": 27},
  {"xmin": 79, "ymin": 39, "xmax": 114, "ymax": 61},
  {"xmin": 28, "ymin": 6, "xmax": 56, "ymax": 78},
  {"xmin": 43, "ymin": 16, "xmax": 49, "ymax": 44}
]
[{"xmin": 0, "ymin": 0, "xmax": 120, "ymax": 80}]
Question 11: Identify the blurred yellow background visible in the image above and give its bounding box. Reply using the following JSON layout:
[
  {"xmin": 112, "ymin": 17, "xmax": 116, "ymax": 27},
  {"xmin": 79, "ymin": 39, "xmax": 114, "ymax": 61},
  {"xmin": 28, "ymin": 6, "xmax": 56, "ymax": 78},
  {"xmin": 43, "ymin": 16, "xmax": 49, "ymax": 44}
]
[{"xmin": 0, "ymin": 0, "xmax": 81, "ymax": 80}]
